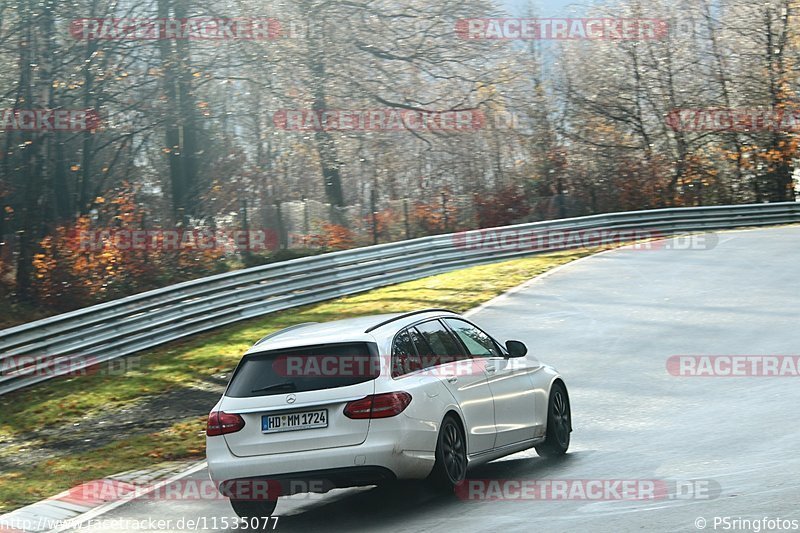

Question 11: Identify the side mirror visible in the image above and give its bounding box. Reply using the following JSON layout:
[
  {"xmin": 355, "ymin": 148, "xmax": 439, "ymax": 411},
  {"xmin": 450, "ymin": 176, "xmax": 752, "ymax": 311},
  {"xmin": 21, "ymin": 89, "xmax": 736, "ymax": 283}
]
[{"xmin": 506, "ymin": 340, "xmax": 528, "ymax": 358}]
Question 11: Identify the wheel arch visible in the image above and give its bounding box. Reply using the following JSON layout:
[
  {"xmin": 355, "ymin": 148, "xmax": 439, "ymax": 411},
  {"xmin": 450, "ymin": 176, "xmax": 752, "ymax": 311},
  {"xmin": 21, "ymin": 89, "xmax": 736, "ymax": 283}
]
[
  {"xmin": 548, "ymin": 377, "xmax": 572, "ymax": 432},
  {"xmin": 441, "ymin": 409, "xmax": 468, "ymax": 453}
]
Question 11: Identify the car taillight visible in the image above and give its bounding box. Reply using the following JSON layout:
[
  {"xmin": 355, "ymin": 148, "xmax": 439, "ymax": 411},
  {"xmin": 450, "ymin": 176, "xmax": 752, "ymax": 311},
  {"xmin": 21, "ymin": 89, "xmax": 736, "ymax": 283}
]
[
  {"xmin": 207, "ymin": 411, "xmax": 245, "ymax": 436},
  {"xmin": 344, "ymin": 392, "xmax": 412, "ymax": 419}
]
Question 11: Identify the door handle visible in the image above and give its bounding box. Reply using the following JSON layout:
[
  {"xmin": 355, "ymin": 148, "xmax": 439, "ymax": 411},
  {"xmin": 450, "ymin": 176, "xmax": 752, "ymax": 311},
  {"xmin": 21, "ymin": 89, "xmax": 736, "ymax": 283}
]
[
  {"xmin": 447, "ymin": 377, "xmax": 458, "ymax": 384},
  {"xmin": 485, "ymin": 366, "xmax": 497, "ymax": 373}
]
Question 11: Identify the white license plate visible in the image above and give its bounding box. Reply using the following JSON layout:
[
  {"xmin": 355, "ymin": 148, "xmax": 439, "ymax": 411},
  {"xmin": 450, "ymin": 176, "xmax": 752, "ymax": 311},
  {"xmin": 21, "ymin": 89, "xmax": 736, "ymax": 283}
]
[{"xmin": 262, "ymin": 409, "xmax": 328, "ymax": 433}]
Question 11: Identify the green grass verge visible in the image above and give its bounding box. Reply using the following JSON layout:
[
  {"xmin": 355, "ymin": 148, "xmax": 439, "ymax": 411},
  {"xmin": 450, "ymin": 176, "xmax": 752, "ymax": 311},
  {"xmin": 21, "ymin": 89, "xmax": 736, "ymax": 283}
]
[
  {"xmin": 0, "ymin": 417, "xmax": 207, "ymax": 512},
  {"xmin": 0, "ymin": 248, "xmax": 599, "ymax": 512}
]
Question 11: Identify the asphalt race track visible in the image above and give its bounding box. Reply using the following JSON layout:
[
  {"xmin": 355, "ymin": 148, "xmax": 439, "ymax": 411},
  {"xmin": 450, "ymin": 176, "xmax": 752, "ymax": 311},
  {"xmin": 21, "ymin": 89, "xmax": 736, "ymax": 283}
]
[{"xmin": 69, "ymin": 226, "xmax": 800, "ymax": 533}]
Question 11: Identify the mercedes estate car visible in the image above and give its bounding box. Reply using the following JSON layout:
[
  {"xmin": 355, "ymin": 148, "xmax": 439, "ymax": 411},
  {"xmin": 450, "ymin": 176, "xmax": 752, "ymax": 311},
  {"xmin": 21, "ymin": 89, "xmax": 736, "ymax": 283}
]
[{"xmin": 206, "ymin": 309, "xmax": 572, "ymax": 518}]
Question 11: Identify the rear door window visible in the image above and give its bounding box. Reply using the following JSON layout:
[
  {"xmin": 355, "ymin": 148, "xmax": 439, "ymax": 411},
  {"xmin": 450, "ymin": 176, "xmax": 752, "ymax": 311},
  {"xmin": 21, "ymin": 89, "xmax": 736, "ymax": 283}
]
[
  {"xmin": 392, "ymin": 328, "xmax": 422, "ymax": 378},
  {"xmin": 413, "ymin": 319, "xmax": 467, "ymax": 369}
]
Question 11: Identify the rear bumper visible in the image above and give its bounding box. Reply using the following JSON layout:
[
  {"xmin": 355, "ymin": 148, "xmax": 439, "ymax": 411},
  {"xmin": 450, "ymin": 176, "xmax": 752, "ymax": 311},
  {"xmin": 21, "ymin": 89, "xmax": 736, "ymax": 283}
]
[
  {"xmin": 219, "ymin": 466, "xmax": 397, "ymax": 498},
  {"xmin": 207, "ymin": 415, "xmax": 438, "ymax": 490}
]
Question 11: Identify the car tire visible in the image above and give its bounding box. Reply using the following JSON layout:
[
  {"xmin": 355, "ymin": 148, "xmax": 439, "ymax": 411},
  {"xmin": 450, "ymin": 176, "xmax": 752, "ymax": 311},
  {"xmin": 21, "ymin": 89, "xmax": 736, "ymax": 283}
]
[
  {"xmin": 535, "ymin": 381, "xmax": 571, "ymax": 457},
  {"xmin": 230, "ymin": 498, "xmax": 278, "ymax": 519},
  {"xmin": 428, "ymin": 415, "xmax": 467, "ymax": 490}
]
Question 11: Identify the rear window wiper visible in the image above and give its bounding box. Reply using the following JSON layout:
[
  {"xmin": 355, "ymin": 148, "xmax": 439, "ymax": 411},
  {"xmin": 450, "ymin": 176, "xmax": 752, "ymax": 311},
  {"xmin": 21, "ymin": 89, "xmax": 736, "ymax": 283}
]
[{"xmin": 251, "ymin": 381, "xmax": 298, "ymax": 394}]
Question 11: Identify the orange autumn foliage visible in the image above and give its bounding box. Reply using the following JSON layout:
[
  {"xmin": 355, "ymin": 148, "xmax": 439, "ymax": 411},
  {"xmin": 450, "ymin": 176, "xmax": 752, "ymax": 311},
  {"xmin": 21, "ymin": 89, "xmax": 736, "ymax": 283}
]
[
  {"xmin": 32, "ymin": 187, "xmax": 226, "ymax": 310},
  {"xmin": 312, "ymin": 223, "xmax": 356, "ymax": 250}
]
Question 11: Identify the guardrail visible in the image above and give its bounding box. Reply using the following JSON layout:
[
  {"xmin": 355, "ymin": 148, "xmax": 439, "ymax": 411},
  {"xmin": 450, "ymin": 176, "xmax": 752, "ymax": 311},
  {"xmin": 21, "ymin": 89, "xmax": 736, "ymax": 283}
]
[{"xmin": 1, "ymin": 202, "xmax": 798, "ymax": 395}]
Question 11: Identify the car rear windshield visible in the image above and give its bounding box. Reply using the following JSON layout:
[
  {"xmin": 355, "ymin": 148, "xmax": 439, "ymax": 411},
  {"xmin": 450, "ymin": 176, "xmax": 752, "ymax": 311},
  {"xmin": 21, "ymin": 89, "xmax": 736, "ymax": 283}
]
[{"xmin": 226, "ymin": 342, "xmax": 379, "ymax": 398}]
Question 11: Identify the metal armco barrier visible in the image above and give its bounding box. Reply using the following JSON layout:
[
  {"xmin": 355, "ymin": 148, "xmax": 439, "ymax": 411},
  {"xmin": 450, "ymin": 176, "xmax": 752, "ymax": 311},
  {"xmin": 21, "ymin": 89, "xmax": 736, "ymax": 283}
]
[{"xmin": 1, "ymin": 202, "xmax": 798, "ymax": 395}]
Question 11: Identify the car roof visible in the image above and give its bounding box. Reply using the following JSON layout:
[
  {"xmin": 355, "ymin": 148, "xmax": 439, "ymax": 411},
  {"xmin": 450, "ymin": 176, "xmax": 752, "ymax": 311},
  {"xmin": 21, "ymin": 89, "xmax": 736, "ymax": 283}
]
[{"xmin": 245, "ymin": 309, "xmax": 461, "ymax": 354}]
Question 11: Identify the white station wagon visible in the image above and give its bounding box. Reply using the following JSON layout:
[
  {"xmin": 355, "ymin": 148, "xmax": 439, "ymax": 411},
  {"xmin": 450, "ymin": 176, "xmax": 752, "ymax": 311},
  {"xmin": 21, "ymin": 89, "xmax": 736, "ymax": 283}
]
[{"xmin": 206, "ymin": 309, "xmax": 571, "ymax": 517}]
